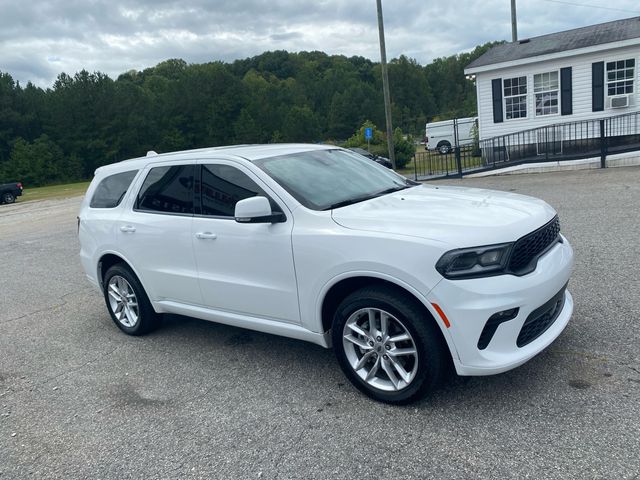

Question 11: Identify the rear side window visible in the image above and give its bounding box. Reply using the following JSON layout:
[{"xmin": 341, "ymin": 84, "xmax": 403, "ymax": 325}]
[
  {"xmin": 200, "ymin": 164, "xmax": 277, "ymax": 217},
  {"xmin": 136, "ymin": 165, "xmax": 194, "ymax": 215},
  {"xmin": 90, "ymin": 170, "xmax": 138, "ymax": 208}
]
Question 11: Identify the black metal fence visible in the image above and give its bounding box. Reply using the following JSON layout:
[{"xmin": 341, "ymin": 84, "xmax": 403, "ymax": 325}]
[
  {"xmin": 480, "ymin": 110, "xmax": 640, "ymax": 169},
  {"xmin": 411, "ymin": 110, "xmax": 640, "ymax": 180},
  {"xmin": 412, "ymin": 144, "xmax": 481, "ymax": 179},
  {"xmin": 412, "ymin": 117, "xmax": 481, "ymax": 180}
]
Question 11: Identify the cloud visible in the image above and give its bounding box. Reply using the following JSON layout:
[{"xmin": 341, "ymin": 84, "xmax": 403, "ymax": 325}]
[
  {"xmin": 269, "ymin": 32, "xmax": 304, "ymax": 41},
  {"xmin": 0, "ymin": 0, "xmax": 638, "ymax": 87}
]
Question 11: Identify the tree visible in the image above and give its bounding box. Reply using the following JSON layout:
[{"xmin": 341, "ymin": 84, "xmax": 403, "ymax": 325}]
[
  {"xmin": 234, "ymin": 108, "xmax": 259, "ymax": 144},
  {"xmin": 392, "ymin": 128, "xmax": 415, "ymax": 169},
  {"xmin": 387, "ymin": 56, "xmax": 435, "ymax": 135},
  {"xmin": 344, "ymin": 121, "xmax": 415, "ymax": 169},
  {"xmin": 424, "ymin": 41, "xmax": 502, "ymax": 120},
  {"xmin": 344, "ymin": 120, "xmax": 386, "ymax": 148},
  {"xmin": 282, "ymin": 106, "xmax": 320, "ymax": 142},
  {"xmin": 3, "ymin": 135, "xmax": 66, "ymax": 186},
  {"xmin": 0, "ymin": 42, "xmax": 500, "ymax": 186}
]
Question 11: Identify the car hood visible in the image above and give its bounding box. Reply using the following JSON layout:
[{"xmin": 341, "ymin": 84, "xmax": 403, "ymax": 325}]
[{"xmin": 331, "ymin": 184, "xmax": 557, "ymax": 248}]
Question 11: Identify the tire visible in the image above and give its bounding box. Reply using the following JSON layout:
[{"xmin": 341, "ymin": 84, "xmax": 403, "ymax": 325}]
[
  {"xmin": 332, "ymin": 285, "xmax": 448, "ymax": 404},
  {"xmin": 437, "ymin": 142, "xmax": 451, "ymax": 155},
  {"xmin": 103, "ymin": 263, "xmax": 159, "ymax": 336},
  {"xmin": 2, "ymin": 192, "xmax": 15, "ymax": 204}
]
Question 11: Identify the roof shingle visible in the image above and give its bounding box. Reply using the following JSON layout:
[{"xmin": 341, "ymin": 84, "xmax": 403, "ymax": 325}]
[{"xmin": 467, "ymin": 16, "xmax": 640, "ymax": 70}]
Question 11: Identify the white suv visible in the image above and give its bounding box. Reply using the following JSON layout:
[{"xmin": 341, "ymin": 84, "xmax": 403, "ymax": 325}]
[{"xmin": 79, "ymin": 144, "xmax": 574, "ymax": 403}]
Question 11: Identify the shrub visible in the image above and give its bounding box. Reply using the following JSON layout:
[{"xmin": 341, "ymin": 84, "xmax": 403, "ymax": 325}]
[{"xmin": 343, "ymin": 121, "xmax": 415, "ymax": 169}]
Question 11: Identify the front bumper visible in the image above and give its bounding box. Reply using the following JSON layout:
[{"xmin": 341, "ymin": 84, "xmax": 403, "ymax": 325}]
[{"xmin": 428, "ymin": 235, "xmax": 574, "ymax": 376}]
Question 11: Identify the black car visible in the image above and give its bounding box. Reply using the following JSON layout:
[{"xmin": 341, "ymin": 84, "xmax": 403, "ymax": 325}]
[
  {"xmin": 1, "ymin": 182, "xmax": 23, "ymax": 204},
  {"xmin": 347, "ymin": 147, "xmax": 393, "ymax": 169}
]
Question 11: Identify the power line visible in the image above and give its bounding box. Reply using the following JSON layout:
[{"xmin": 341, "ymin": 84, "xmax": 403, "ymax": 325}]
[{"xmin": 539, "ymin": 0, "xmax": 640, "ymax": 14}]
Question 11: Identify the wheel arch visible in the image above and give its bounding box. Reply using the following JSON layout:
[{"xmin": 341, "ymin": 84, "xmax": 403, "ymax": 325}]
[
  {"xmin": 97, "ymin": 252, "xmax": 147, "ymax": 295},
  {"xmin": 318, "ymin": 273, "xmax": 458, "ymax": 363}
]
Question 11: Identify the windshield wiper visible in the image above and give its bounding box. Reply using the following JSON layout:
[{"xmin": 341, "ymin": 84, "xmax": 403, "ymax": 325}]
[
  {"xmin": 373, "ymin": 185, "xmax": 411, "ymax": 196},
  {"xmin": 322, "ymin": 194, "xmax": 379, "ymax": 211},
  {"xmin": 323, "ymin": 185, "xmax": 410, "ymax": 211}
]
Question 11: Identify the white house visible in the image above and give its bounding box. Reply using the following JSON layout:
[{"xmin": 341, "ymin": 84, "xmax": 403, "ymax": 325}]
[{"xmin": 465, "ymin": 17, "xmax": 640, "ymax": 142}]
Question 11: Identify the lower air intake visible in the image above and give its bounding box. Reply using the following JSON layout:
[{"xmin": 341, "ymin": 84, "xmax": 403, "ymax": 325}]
[{"xmin": 517, "ymin": 285, "xmax": 567, "ymax": 348}]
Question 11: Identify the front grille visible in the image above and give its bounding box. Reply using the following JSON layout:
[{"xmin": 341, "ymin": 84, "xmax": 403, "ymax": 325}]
[
  {"xmin": 509, "ymin": 216, "xmax": 561, "ymax": 275},
  {"xmin": 517, "ymin": 285, "xmax": 567, "ymax": 348}
]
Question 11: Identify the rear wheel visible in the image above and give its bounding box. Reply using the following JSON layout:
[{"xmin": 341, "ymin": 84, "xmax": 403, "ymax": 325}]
[
  {"xmin": 332, "ymin": 286, "xmax": 447, "ymax": 404},
  {"xmin": 437, "ymin": 142, "xmax": 451, "ymax": 155},
  {"xmin": 2, "ymin": 192, "xmax": 15, "ymax": 204},
  {"xmin": 103, "ymin": 264, "xmax": 159, "ymax": 335}
]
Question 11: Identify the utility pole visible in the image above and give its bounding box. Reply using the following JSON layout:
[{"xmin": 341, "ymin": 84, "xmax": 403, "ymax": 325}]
[
  {"xmin": 511, "ymin": 0, "xmax": 518, "ymax": 42},
  {"xmin": 376, "ymin": 0, "xmax": 396, "ymax": 169}
]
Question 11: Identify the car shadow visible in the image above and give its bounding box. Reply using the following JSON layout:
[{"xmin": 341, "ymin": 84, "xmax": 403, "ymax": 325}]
[{"xmin": 150, "ymin": 313, "xmax": 576, "ymax": 411}]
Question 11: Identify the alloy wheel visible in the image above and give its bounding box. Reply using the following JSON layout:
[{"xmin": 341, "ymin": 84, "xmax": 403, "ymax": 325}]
[
  {"xmin": 342, "ymin": 307, "xmax": 419, "ymax": 391},
  {"xmin": 107, "ymin": 275, "xmax": 140, "ymax": 327}
]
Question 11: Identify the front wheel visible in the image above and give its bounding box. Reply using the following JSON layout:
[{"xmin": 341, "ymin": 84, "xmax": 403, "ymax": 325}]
[
  {"xmin": 332, "ymin": 286, "xmax": 447, "ymax": 404},
  {"xmin": 2, "ymin": 192, "xmax": 15, "ymax": 204},
  {"xmin": 103, "ymin": 264, "xmax": 159, "ymax": 335}
]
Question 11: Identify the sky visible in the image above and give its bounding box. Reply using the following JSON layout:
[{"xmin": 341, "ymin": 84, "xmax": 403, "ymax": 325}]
[{"xmin": 1, "ymin": 0, "xmax": 640, "ymax": 87}]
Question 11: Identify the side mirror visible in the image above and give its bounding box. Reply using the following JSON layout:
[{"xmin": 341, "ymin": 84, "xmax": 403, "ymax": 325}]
[{"xmin": 234, "ymin": 196, "xmax": 285, "ymax": 224}]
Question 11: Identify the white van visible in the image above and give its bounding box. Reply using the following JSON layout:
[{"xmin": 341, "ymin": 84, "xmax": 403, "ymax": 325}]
[{"xmin": 426, "ymin": 117, "xmax": 477, "ymax": 154}]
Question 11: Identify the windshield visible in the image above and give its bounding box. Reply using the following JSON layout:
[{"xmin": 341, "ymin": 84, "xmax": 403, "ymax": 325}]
[{"xmin": 253, "ymin": 149, "xmax": 412, "ymax": 211}]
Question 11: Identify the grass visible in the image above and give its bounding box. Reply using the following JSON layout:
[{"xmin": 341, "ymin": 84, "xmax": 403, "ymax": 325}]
[{"xmin": 19, "ymin": 181, "xmax": 91, "ymax": 203}]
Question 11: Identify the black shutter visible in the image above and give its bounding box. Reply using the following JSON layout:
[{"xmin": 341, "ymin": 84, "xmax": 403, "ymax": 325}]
[
  {"xmin": 560, "ymin": 67, "xmax": 572, "ymax": 115},
  {"xmin": 592, "ymin": 62, "xmax": 604, "ymax": 112},
  {"xmin": 492, "ymin": 78, "xmax": 503, "ymax": 123}
]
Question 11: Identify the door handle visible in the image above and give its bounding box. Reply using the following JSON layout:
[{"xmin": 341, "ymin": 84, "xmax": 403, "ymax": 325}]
[
  {"xmin": 195, "ymin": 232, "xmax": 217, "ymax": 240},
  {"xmin": 120, "ymin": 225, "xmax": 136, "ymax": 233}
]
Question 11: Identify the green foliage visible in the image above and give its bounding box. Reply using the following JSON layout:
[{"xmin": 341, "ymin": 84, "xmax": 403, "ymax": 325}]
[
  {"xmin": 344, "ymin": 120, "xmax": 385, "ymax": 147},
  {"xmin": 344, "ymin": 121, "xmax": 415, "ymax": 169},
  {"xmin": 392, "ymin": 128, "xmax": 416, "ymax": 169},
  {"xmin": 282, "ymin": 106, "xmax": 320, "ymax": 142},
  {"xmin": 0, "ymin": 43, "xmax": 497, "ymax": 186},
  {"xmin": 1, "ymin": 135, "xmax": 67, "ymax": 186},
  {"xmin": 424, "ymin": 42, "xmax": 504, "ymax": 121}
]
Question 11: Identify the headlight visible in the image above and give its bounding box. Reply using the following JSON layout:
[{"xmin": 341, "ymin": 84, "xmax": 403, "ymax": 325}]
[{"xmin": 435, "ymin": 243, "xmax": 513, "ymax": 279}]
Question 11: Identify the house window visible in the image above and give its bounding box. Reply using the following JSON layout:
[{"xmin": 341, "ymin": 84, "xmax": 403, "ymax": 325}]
[
  {"xmin": 534, "ymin": 71, "xmax": 559, "ymax": 116},
  {"xmin": 606, "ymin": 59, "xmax": 635, "ymax": 96},
  {"xmin": 504, "ymin": 76, "xmax": 527, "ymax": 119}
]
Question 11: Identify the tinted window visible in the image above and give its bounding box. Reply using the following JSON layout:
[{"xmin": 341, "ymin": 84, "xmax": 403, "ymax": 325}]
[
  {"xmin": 90, "ymin": 170, "xmax": 138, "ymax": 208},
  {"xmin": 137, "ymin": 165, "xmax": 194, "ymax": 214},
  {"xmin": 200, "ymin": 164, "xmax": 276, "ymax": 217}
]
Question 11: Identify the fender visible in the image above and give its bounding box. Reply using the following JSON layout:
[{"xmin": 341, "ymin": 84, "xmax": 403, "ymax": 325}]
[
  {"xmin": 96, "ymin": 249, "xmax": 154, "ymax": 302},
  {"xmin": 315, "ymin": 270, "xmax": 460, "ymax": 361}
]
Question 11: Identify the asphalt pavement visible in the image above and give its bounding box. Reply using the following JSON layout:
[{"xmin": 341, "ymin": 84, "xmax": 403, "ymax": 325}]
[{"xmin": 1, "ymin": 167, "xmax": 639, "ymax": 479}]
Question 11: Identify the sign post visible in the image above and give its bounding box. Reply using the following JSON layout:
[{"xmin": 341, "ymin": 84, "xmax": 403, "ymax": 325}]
[{"xmin": 365, "ymin": 127, "xmax": 373, "ymax": 152}]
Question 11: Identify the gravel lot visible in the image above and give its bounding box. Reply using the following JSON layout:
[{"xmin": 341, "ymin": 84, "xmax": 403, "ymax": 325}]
[{"xmin": 1, "ymin": 167, "xmax": 639, "ymax": 479}]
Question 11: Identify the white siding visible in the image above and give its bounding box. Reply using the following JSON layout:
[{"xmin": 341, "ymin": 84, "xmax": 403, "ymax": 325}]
[{"xmin": 476, "ymin": 44, "xmax": 640, "ymax": 140}]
